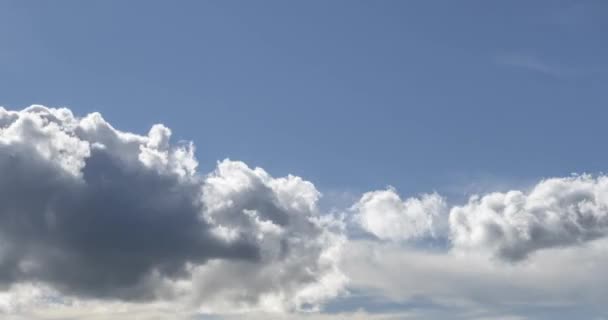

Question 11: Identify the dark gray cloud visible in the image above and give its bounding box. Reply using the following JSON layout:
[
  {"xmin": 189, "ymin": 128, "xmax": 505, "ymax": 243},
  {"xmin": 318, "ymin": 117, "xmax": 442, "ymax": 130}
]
[
  {"xmin": 0, "ymin": 148, "xmax": 257, "ymax": 300},
  {"xmin": 0, "ymin": 106, "xmax": 346, "ymax": 310},
  {"xmin": 0, "ymin": 108, "xmax": 257, "ymax": 300}
]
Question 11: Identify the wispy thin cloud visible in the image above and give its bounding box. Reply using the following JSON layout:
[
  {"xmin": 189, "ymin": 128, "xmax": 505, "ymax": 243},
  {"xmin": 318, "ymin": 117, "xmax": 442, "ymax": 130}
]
[
  {"xmin": 494, "ymin": 53, "xmax": 602, "ymax": 78},
  {"xmin": 495, "ymin": 53, "xmax": 571, "ymax": 78}
]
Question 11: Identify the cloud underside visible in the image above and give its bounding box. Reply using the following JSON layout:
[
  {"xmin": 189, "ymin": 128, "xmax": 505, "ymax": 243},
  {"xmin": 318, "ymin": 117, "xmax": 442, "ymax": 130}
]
[{"xmin": 1, "ymin": 105, "xmax": 608, "ymax": 319}]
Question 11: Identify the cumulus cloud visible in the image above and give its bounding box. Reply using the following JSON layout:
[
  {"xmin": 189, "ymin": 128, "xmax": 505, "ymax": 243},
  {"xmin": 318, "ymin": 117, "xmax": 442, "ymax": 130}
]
[
  {"xmin": 5, "ymin": 104, "xmax": 608, "ymax": 320},
  {"xmin": 0, "ymin": 105, "xmax": 346, "ymax": 313},
  {"xmin": 352, "ymin": 188, "xmax": 448, "ymax": 241},
  {"xmin": 191, "ymin": 160, "xmax": 347, "ymax": 312},
  {"xmin": 450, "ymin": 175, "xmax": 608, "ymax": 261},
  {"xmin": 353, "ymin": 175, "xmax": 608, "ymax": 261},
  {"xmin": 344, "ymin": 175, "xmax": 608, "ymax": 319}
]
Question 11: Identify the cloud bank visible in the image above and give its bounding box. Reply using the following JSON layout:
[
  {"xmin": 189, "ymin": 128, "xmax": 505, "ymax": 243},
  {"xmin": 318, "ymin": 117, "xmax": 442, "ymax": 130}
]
[{"xmin": 2, "ymin": 105, "xmax": 608, "ymax": 320}]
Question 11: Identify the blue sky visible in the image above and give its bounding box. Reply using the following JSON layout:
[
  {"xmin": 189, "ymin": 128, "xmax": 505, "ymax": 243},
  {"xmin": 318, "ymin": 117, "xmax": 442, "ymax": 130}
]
[
  {"xmin": 2, "ymin": 2, "xmax": 608, "ymax": 319},
  {"xmin": 2, "ymin": 0, "xmax": 607, "ymax": 198}
]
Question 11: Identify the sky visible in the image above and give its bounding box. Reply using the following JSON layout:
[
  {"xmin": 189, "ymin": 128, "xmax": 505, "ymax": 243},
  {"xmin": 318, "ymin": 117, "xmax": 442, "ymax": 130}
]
[{"xmin": 1, "ymin": 1, "xmax": 608, "ymax": 319}]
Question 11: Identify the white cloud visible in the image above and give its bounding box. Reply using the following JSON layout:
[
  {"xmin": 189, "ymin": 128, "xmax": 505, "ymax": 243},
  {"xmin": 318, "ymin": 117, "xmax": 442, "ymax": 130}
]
[
  {"xmin": 192, "ymin": 159, "xmax": 347, "ymax": 313},
  {"xmin": 344, "ymin": 175, "xmax": 608, "ymax": 319},
  {"xmin": 352, "ymin": 188, "xmax": 448, "ymax": 241},
  {"xmin": 353, "ymin": 175, "xmax": 608, "ymax": 261},
  {"xmin": 342, "ymin": 238, "xmax": 608, "ymax": 319},
  {"xmin": 450, "ymin": 174, "xmax": 608, "ymax": 261}
]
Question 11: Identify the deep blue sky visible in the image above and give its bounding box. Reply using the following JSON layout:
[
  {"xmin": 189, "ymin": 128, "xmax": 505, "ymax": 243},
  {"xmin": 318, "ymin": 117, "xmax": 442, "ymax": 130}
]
[{"xmin": 1, "ymin": 0, "xmax": 607, "ymax": 198}]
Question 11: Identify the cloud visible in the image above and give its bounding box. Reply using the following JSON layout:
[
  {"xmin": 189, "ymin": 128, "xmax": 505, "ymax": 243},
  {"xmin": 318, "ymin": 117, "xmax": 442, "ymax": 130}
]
[
  {"xmin": 190, "ymin": 160, "xmax": 347, "ymax": 313},
  {"xmin": 0, "ymin": 105, "xmax": 346, "ymax": 313},
  {"xmin": 3, "ymin": 105, "xmax": 608, "ymax": 319},
  {"xmin": 495, "ymin": 53, "xmax": 566, "ymax": 77},
  {"xmin": 450, "ymin": 174, "xmax": 608, "ymax": 261},
  {"xmin": 493, "ymin": 53, "xmax": 602, "ymax": 78},
  {"xmin": 353, "ymin": 175, "xmax": 608, "ymax": 262},
  {"xmin": 342, "ymin": 238, "xmax": 608, "ymax": 320},
  {"xmin": 352, "ymin": 188, "xmax": 448, "ymax": 241},
  {"xmin": 344, "ymin": 175, "xmax": 608, "ymax": 318}
]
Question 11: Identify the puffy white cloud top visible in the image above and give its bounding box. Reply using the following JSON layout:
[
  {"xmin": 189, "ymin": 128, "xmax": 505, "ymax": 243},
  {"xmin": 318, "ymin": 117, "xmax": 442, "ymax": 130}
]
[
  {"xmin": 353, "ymin": 188, "xmax": 448, "ymax": 241},
  {"xmin": 450, "ymin": 174, "xmax": 608, "ymax": 260},
  {"xmin": 353, "ymin": 175, "xmax": 608, "ymax": 261}
]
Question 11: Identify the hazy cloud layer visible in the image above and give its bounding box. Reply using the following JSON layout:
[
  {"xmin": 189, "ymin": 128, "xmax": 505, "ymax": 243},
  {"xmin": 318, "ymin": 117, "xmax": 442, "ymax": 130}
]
[{"xmin": 342, "ymin": 238, "xmax": 608, "ymax": 320}]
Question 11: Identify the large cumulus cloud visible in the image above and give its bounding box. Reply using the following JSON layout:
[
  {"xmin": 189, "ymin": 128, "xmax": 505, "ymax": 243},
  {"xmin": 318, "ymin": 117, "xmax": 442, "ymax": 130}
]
[
  {"xmin": 0, "ymin": 105, "xmax": 346, "ymax": 312},
  {"xmin": 6, "ymin": 104, "xmax": 608, "ymax": 320}
]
